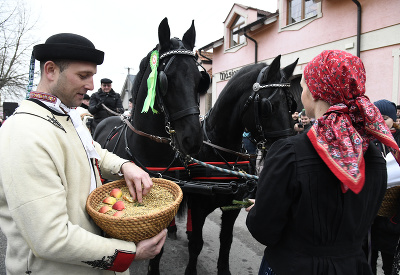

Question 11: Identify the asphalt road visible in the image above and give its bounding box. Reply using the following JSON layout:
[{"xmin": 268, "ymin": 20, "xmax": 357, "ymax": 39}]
[
  {"xmin": 129, "ymin": 208, "xmax": 264, "ymax": 275},
  {"xmin": 0, "ymin": 209, "xmax": 385, "ymax": 275},
  {"xmin": 0, "ymin": 209, "xmax": 265, "ymax": 275}
]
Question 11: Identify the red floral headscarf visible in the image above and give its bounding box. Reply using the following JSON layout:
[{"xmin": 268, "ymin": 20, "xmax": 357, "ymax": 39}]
[{"xmin": 304, "ymin": 50, "xmax": 400, "ymax": 194}]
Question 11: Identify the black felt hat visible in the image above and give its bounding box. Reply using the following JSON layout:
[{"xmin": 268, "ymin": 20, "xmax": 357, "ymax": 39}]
[
  {"xmin": 101, "ymin": 78, "xmax": 112, "ymax": 84},
  {"xmin": 33, "ymin": 33, "xmax": 104, "ymax": 65}
]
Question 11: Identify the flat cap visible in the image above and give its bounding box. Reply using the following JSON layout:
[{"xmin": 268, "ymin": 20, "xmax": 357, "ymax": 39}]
[{"xmin": 101, "ymin": 78, "xmax": 112, "ymax": 84}]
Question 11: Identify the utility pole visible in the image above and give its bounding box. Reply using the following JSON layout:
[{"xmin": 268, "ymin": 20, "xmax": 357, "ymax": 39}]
[{"xmin": 125, "ymin": 67, "xmax": 132, "ymax": 75}]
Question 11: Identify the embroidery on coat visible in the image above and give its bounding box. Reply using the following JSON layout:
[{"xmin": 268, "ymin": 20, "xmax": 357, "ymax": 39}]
[
  {"xmin": 14, "ymin": 112, "xmax": 66, "ymax": 133},
  {"xmin": 47, "ymin": 114, "xmax": 66, "ymax": 132},
  {"xmin": 82, "ymin": 249, "xmax": 118, "ymax": 269}
]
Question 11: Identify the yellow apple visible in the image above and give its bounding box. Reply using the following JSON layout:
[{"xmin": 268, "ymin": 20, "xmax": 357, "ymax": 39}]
[
  {"xmin": 102, "ymin": 196, "xmax": 117, "ymax": 205},
  {"xmin": 110, "ymin": 188, "xmax": 122, "ymax": 198}
]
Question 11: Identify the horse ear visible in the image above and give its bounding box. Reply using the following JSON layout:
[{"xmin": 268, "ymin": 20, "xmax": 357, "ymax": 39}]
[
  {"xmin": 158, "ymin": 17, "xmax": 171, "ymax": 51},
  {"xmin": 182, "ymin": 20, "xmax": 196, "ymax": 50},
  {"xmin": 264, "ymin": 55, "xmax": 281, "ymax": 82},
  {"xmin": 282, "ymin": 58, "xmax": 299, "ymax": 80}
]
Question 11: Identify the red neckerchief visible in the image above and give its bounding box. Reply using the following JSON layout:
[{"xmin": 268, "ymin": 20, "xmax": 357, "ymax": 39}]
[{"xmin": 304, "ymin": 50, "xmax": 400, "ymax": 194}]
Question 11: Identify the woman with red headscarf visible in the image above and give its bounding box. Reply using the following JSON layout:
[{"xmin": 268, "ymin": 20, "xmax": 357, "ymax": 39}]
[{"xmin": 246, "ymin": 50, "xmax": 400, "ymax": 275}]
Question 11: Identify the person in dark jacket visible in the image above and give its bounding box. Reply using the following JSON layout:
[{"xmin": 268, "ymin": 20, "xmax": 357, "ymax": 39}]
[
  {"xmin": 246, "ymin": 50, "xmax": 400, "ymax": 275},
  {"xmin": 88, "ymin": 78, "xmax": 124, "ymax": 133},
  {"xmin": 366, "ymin": 99, "xmax": 400, "ymax": 275}
]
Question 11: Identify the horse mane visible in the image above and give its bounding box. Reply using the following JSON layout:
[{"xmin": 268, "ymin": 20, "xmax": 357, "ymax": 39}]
[{"xmin": 214, "ymin": 63, "xmax": 266, "ymax": 105}]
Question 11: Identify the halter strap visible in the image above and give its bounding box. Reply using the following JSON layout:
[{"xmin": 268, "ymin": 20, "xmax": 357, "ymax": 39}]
[{"xmin": 160, "ymin": 49, "xmax": 196, "ymax": 60}]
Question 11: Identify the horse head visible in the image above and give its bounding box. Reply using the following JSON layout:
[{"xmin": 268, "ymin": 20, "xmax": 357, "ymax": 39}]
[
  {"xmin": 132, "ymin": 18, "xmax": 209, "ymax": 157},
  {"xmin": 240, "ymin": 55, "xmax": 299, "ymax": 148}
]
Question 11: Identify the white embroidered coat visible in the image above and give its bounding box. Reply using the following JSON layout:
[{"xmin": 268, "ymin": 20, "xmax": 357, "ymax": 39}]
[{"xmin": 0, "ymin": 100, "xmax": 136, "ymax": 274}]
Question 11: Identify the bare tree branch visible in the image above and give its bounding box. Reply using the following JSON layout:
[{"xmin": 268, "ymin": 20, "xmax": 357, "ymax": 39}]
[{"xmin": 0, "ymin": 0, "xmax": 38, "ymax": 102}]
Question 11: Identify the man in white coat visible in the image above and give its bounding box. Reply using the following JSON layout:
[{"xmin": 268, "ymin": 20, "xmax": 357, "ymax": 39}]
[{"xmin": 0, "ymin": 33, "xmax": 167, "ymax": 275}]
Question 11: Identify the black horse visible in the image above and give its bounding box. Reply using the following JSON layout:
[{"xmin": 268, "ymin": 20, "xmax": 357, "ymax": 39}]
[
  {"xmin": 174, "ymin": 55, "xmax": 299, "ymax": 275},
  {"xmin": 94, "ymin": 18, "xmax": 209, "ymax": 167}
]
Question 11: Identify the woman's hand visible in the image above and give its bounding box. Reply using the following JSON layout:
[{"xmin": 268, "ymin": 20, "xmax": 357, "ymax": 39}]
[{"xmin": 245, "ymin": 199, "xmax": 255, "ymax": 212}]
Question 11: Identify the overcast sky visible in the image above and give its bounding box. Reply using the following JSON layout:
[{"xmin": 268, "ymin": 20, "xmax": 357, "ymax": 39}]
[{"xmin": 28, "ymin": 0, "xmax": 277, "ymax": 95}]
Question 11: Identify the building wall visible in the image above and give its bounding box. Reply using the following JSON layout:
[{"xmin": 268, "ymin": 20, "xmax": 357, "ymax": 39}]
[{"xmin": 209, "ymin": 0, "xmax": 400, "ymax": 106}]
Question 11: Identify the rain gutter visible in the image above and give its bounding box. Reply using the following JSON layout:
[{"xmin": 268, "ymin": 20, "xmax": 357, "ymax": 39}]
[{"xmin": 352, "ymin": 0, "xmax": 362, "ymax": 57}]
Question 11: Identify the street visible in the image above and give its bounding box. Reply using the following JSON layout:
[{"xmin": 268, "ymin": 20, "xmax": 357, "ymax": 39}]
[
  {"xmin": 0, "ymin": 208, "xmax": 384, "ymax": 275},
  {"xmin": 129, "ymin": 208, "xmax": 264, "ymax": 274},
  {"xmin": 0, "ymin": 209, "xmax": 265, "ymax": 275}
]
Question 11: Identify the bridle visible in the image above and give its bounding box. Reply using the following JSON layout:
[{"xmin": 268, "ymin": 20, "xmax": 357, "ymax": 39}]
[
  {"xmin": 103, "ymin": 40, "xmax": 205, "ymax": 147},
  {"xmin": 241, "ymin": 65, "xmax": 293, "ymax": 143},
  {"xmin": 200, "ymin": 65, "xmax": 295, "ymax": 162},
  {"xmin": 156, "ymin": 48, "xmax": 201, "ymax": 124}
]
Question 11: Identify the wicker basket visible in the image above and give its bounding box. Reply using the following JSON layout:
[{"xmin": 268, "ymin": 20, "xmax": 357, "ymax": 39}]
[
  {"xmin": 377, "ymin": 185, "xmax": 400, "ymax": 217},
  {"xmin": 86, "ymin": 178, "xmax": 183, "ymax": 243}
]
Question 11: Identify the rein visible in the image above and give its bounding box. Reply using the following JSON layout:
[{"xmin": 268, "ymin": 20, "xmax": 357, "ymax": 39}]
[
  {"xmin": 200, "ymin": 67, "xmax": 293, "ymax": 161},
  {"xmin": 101, "ymin": 103, "xmax": 123, "ymax": 116},
  {"xmin": 203, "ymin": 140, "xmax": 256, "ymax": 160},
  {"xmin": 124, "ymin": 117, "xmax": 170, "ymax": 144},
  {"xmin": 201, "ymin": 114, "xmax": 257, "ymax": 160}
]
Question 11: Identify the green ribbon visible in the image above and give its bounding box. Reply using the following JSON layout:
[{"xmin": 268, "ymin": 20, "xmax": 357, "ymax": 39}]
[{"xmin": 142, "ymin": 50, "xmax": 159, "ymax": 114}]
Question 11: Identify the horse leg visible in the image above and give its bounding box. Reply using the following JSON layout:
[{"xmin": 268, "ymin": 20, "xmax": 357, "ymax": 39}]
[
  {"xmin": 217, "ymin": 209, "xmax": 241, "ymax": 275},
  {"xmin": 185, "ymin": 202, "xmax": 211, "ymax": 275},
  {"xmin": 186, "ymin": 208, "xmax": 192, "ymax": 240},
  {"xmin": 168, "ymin": 218, "xmax": 178, "ymax": 240},
  {"xmin": 147, "ymin": 246, "xmax": 163, "ymax": 275}
]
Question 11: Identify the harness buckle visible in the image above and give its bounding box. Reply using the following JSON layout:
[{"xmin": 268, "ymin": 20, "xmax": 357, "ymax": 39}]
[{"xmin": 253, "ymin": 83, "xmax": 260, "ymax": 92}]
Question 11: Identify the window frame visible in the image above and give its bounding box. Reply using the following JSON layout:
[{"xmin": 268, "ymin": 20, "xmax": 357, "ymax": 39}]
[
  {"xmin": 229, "ymin": 15, "xmax": 246, "ymax": 48},
  {"xmin": 279, "ymin": 0, "xmax": 322, "ymax": 32},
  {"xmin": 287, "ymin": 0, "xmax": 318, "ymax": 25}
]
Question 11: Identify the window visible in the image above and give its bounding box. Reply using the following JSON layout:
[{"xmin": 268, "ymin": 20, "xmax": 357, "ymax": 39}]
[
  {"xmin": 230, "ymin": 15, "xmax": 245, "ymax": 47},
  {"xmin": 288, "ymin": 0, "xmax": 318, "ymax": 25}
]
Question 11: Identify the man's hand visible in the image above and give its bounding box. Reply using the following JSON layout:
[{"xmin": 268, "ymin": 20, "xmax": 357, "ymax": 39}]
[
  {"xmin": 134, "ymin": 229, "xmax": 167, "ymax": 260},
  {"xmin": 121, "ymin": 162, "xmax": 153, "ymax": 203}
]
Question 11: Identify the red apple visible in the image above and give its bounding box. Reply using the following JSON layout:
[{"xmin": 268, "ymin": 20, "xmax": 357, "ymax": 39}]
[
  {"xmin": 99, "ymin": 206, "xmax": 111, "ymax": 214},
  {"xmin": 113, "ymin": 211, "xmax": 124, "ymax": 217},
  {"xmin": 112, "ymin": 201, "xmax": 125, "ymax": 211}
]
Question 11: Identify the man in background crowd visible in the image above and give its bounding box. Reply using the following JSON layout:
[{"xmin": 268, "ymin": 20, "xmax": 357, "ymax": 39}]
[{"xmin": 88, "ymin": 78, "xmax": 124, "ymax": 133}]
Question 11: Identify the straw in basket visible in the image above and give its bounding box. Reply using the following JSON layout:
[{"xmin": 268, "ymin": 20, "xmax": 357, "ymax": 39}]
[{"xmin": 86, "ymin": 178, "xmax": 183, "ymax": 243}]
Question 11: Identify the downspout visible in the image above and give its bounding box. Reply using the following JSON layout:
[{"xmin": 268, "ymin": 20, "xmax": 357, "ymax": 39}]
[
  {"xmin": 244, "ymin": 33, "xmax": 258, "ymax": 64},
  {"xmin": 352, "ymin": 0, "xmax": 362, "ymax": 57},
  {"xmin": 198, "ymin": 49, "xmax": 212, "ymax": 63}
]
